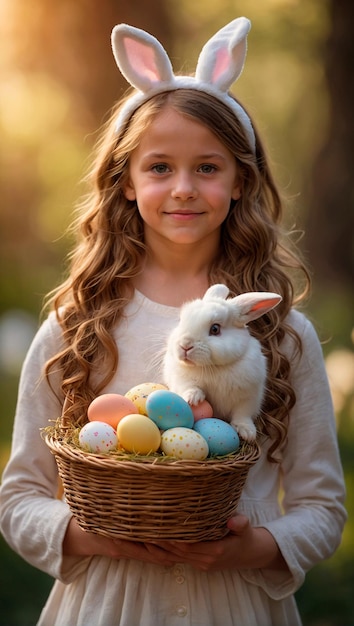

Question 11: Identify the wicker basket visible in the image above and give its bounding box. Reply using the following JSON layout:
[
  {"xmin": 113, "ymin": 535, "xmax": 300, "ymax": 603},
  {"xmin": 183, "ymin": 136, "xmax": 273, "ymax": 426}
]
[{"xmin": 44, "ymin": 407, "xmax": 260, "ymax": 542}]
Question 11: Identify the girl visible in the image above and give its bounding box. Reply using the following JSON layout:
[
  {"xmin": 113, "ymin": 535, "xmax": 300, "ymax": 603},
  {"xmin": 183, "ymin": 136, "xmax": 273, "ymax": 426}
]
[{"xmin": 0, "ymin": 17, "xmax": 346, "ymax": 626}]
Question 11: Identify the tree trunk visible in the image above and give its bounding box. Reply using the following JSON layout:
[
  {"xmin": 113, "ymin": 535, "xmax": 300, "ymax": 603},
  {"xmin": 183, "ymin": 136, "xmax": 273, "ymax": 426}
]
[{"xmin": 305, "ymin": 0, "xmax": 354, "ymax": 290}]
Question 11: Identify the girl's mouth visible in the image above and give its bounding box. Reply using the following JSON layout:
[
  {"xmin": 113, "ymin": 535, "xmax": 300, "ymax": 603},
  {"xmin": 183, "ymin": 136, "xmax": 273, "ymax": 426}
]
[{"xmin": 165, "ymin": 211, "xmax": 204, "ymax": 220}]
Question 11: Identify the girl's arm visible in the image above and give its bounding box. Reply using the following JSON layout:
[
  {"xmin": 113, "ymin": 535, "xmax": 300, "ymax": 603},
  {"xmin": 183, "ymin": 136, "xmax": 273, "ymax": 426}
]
[{"xmin": 0, "ymin": 317, "xmax": 90, "ymax": 582}]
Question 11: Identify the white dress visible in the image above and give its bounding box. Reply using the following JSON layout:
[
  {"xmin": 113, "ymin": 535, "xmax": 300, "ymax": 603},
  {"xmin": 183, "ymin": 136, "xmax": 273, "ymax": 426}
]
[{"xmin": 0, "ymin": 290, "xmax": 347, "ymax": 626}]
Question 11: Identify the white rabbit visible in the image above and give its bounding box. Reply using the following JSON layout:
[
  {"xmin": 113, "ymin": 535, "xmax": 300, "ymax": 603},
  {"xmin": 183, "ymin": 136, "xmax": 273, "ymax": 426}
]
[{"xmin": 163, "ymin": 284, "xmax": 282, "ymax": 441}]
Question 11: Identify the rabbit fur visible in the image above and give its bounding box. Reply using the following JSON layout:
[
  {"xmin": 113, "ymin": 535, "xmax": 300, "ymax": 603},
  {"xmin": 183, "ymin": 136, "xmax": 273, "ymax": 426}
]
[{"xmin": 163, "ymin": 284, "xmax": 282, "ymax": 441}]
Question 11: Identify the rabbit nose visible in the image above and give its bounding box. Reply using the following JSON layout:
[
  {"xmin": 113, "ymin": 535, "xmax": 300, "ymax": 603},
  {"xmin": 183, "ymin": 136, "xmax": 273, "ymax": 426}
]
[{"xmin": 181, "ymin": 343, "xmax": 196, "ymax": 360}]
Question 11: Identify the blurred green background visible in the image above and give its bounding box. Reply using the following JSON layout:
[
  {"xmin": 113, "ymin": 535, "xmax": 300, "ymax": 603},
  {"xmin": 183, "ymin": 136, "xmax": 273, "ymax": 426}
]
[{"xmin": 0, "ymin": 0, "xmax": 353, "ymax": 624}]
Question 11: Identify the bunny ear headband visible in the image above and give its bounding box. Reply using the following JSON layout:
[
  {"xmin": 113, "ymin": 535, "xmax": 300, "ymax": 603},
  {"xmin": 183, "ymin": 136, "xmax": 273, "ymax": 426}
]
[{"xmin": 111, "ymin": 17, "xmax": 256, "ymax": 152}]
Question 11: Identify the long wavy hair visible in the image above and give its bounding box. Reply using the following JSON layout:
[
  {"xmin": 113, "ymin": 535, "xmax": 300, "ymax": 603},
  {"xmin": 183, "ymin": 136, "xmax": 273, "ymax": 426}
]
[{"xmin": 44, "ymin": 88, "xmax": 311, "ymax": 462}]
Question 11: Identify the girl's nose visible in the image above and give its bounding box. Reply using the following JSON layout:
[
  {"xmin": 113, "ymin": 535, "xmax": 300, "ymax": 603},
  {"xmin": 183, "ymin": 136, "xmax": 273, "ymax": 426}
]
[{"xmin": 171, "ymin": 172, "xmax": 197, "ymax": 200}]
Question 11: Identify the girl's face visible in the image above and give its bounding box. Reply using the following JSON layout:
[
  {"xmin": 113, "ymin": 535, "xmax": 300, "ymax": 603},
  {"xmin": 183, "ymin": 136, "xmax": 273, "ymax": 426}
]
[{"xmin": 124, "ymin": 107, "xmax": 241, "ymax": 250}]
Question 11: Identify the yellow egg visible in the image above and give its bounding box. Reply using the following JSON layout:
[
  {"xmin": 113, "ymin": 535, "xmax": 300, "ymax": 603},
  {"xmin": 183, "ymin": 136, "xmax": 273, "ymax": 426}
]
[
  {"xmin": 125, "ymin": 382, "xmax": 168, "ymax": 416},
  {"xmin": 117, "ymin": 414, "xmax": 161, "ymax": 454}
]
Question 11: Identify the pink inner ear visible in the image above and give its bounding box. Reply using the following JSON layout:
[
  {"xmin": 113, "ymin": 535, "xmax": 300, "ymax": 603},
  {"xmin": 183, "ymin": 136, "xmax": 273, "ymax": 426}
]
[
  {"xmin": 124, "ymin": 37, "xmax": 161, "ymax": 83},
  {"xmin": 251, "ymin": 299, "xmax": 278, "ymax": 312},
  {"xmin": 211, "ymin": 48, "xmax": 231, "ymax": 83}
]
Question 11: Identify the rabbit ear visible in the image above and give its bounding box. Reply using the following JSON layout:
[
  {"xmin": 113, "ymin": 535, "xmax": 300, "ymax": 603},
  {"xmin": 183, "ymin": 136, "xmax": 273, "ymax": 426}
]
[
  {"xmin": 203, "ymin": 284, "xmax": 230, "ymax": 301},
  {"xmin": 231, "ymin": 292, "xmax": 282, "ymax": 325},
  {"xmin": 195, "ymin": 17, "xmax": 251, "ymax": 93},
  {"xmin": 111, "ymin": 24, "xmax": 174, "ymax": 93}
]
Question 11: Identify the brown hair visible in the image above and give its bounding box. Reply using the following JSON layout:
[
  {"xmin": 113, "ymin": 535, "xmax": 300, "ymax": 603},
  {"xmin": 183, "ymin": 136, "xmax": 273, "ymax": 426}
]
[{"xmin": 44, "ymin": 89, "xmax": 310, "ymax": 462}]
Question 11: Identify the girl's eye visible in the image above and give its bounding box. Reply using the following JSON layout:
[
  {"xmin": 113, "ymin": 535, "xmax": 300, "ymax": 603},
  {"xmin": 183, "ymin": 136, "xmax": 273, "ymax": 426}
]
[
  {"xmin": 209, "ymin": 323, "xmax": 221, "ymax": 336},
  {"xmin": 199, "ymin": 164, "xmax": 217, "ymax": 174},
  {"xmin": 151, "ymin": 163, "xmax": 169, "ymax": 174}
]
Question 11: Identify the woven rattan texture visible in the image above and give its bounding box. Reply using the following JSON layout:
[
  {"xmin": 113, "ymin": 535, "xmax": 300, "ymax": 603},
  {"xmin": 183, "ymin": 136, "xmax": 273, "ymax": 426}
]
[{"xmin": 45, "ymin": 419, "xmax": 260, "ymax": 542}]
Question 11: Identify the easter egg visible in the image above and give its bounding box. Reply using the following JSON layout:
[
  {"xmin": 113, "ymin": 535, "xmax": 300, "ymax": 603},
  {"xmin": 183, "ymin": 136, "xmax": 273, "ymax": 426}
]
[
  {"xmin": 146, "ymin": 389, "xmax": 194, "ymax": 430},
  {"xmin": 191, "ymin": 399, "xmax": 214, "ymax": 421},
  {"xmin": 193, "ymin": 418, "xmax": 240, "ymax": 456},
  {"xmin": 117, "ymin": 414, "xmax": 161, "ymax": 454},
  {"xmin": 125, "ymin": 382, "xmax": 168, "ymax": 416},
  {"xmin": 161, "ymin": 427, "xmax": 209, "ymax": 460},
  {"xmin": 87, "ymin": 393, "xmax": 137, "ymax": 429},
  {"xmin": 78, "ymin": 421, "xmax": 118, "ymax": 454}
]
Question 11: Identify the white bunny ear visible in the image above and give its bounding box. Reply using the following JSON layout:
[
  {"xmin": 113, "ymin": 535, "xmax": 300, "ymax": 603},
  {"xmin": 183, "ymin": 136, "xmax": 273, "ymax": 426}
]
[
  {"xmin": 231, "ymin": 292, "xmax": 282, "ymax": 325},
  {"xmin": 195, "ymin": 17, "xmax": 251, "ymax": 93},
  {"xmin": 111, "ymin": 19, "xmax": 256, "ymax": 152},
  {"xmin": 111, "ymin": 24, "xmax": 174, "ymax": 93},
  {"xmin": 203, "ymin": 284, "xmax": 230, "ymax": 301}
]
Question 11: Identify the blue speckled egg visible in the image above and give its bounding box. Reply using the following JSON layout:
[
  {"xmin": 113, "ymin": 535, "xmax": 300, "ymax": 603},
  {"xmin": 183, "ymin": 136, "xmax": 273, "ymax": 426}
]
[
  {"xmin": 146, "ymin": 389, "xmax": 194, "ymax": 430},
  {"xmin": 193, "ymin": 418, "xmax": 240, "ymax": 456}
]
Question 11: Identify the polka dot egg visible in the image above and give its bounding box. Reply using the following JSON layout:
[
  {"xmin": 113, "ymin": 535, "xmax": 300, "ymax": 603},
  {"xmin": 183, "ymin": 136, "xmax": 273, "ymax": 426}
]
[
  {"xmin": 125, "ymin": 382, "xmax": 168, "ymax": 416},
  {"xmin": 160, "ymin": 427, "xmax": 209, "ymax": 460},
  {"xmin": 78, "ymin": 421, "xmax": 118, "ymax": 453}
]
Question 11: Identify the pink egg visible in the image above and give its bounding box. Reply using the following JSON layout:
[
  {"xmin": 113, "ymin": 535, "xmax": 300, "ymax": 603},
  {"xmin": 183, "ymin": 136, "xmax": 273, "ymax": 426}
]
[{"xmin": 191, "ymin": 399, "xmax": 214, "ymax": 421}]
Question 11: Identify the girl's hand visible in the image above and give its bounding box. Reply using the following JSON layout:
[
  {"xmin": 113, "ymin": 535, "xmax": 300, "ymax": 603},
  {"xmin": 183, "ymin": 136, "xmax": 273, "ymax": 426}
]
[
  {"xmin": 153, "ymin": 514, "xmax": 289, "ymax": 572},
  {"xmin": 63, "ymin": 514, "xmax": 288, "ymax": 572},
  {"xmin": 63, "ymin": 516, "xmax": 179, "ymax": 567}
]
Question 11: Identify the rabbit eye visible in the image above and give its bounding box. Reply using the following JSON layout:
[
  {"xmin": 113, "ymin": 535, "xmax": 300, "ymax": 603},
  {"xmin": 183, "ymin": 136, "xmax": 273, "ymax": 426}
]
[{"xmin": 209, "ymin": 323, "xmax": 221, "ymax": 336}]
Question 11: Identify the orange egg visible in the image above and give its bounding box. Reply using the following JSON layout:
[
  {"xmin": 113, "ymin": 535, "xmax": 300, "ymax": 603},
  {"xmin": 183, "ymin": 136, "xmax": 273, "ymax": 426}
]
[{"xmin": 87, "ymin": 393, "xmax": 138, "ymax": 429}]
